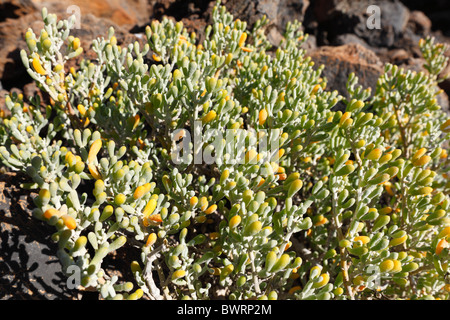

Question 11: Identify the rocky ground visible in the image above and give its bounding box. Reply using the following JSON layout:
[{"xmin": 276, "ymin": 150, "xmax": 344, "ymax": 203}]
[{"xmin": 0, "ymin": 0, "xmax": 449, "ymax": 299}]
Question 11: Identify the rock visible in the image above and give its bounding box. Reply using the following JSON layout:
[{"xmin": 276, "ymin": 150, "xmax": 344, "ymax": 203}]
[
  {"xmin": 427, "ymin": 10, "xmax": 450, "ymax": 37},
  {"xmin": 301, "ymin": 34, "xmax": 317, "ymax": 53},
  {"xmin": 223, "ymin": 0, "xmax": 310, "ymax": 46},
  {"xmin": 0, "ymin": 89, "xmax": 11, "ymax": 117},
  {"xmin": 0, "ymin": 8, "xmax": 138, "ymax": 91},
  {"xmin": 0, "ymin": 0, "xmax": 36, "ymax": 22},
  {"xmin": 408, "ymin": 10, "xmax": 432, "ymax": 35},
  {"xmin": 224, "ymin": 0, "xmax": 309, "ymax": 27},
  {"xmin": 312, "ymin": 0, "xmax": 410, "ymax": 48},
  {"xmin": 388, "ymin": 48, "xmax": 410, "ymax": 64},
  {"xmin": 65, "ymin": 13, "xmax": 142, "ymax": 86},
  {"xmin": 0, "ymin": 0, "xmax": 150, "ymax": 91},
  {"xmin": 0, "ymin": 171, "xmax": 140, "ymax": 300},
  {"xmin": 436, "ymin": 91, "xmax": 449, "ymax": 114},
  {"xmin": 398, "ymin": 57, "xmax": 425, "ymax": 73},
  {"xmin": 438, "ymin": 52, "xmax": 450, "ymax": 109},
  {"xmin": 399, "ymin": 0, "xmax": 450, "ymax": 37},
  {"xmin": 265, "ymin": 27, "xmax": 284, "ymax": 47},
  {"xmin": 0, "ymin": 11, "xmax": 41, "ymax": 91},
  {"xmin": 0, "ymin": 172, "xmax": 141, "ymax": 300},
  {"xmin": 29, "ymin": 0, "xmax": 151, "ymax": 28},
  {"xmin": 71, "ymin": 13, "xmax": 141, "ymax": 51},
  {"xmin": 22, "ymin": 81, "xmax": 41, "ymax": 101},
  {"xmin": 0, "ymin": 173, "xmax": 78, "ymax": 299},
  {"xmin": 334, "ymin": 33, "xmax": 371, "ymax": 49},
  {"xmin": 308, "ymin": 43, "xmax": 384, "ymax": 98},
  {"xmin": 388, "ymin": 27, "xmax": 422, "ymax": 59}
]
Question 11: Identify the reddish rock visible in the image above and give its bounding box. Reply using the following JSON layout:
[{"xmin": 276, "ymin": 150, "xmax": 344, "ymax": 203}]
[
  {"xmin": 437, "ymin": 91, "xmax": 449, "ymax": 114},
  {"xmin": 388, "ymin": 48, "xmax": 410, "ymax": 63},
  {"xmin": 408, "ymin": 10, "xmax": 432, "ymax": 34},
  {"xmin": 0, "ymin": 11, "xmax": 43, "ymax": 90},
  {"xmin": 22, "ymin": 81, "xmax": 42, "ymax": 102},
  {"xmin": 0, "ymin": 7, "xmax": 139, "ymax": 91},
  {"xmin": 308, "ymin": 43, "xmax": 384, "ymax": 97},
  {"xmin": 0, "ymin": 0, "xmax": 153, "ymax": 91},
  {"xmin": 0, "ymin": 89, "xmax": 12, "ymax": 116},
  {"xmin": 0, "ymin": 0, "xmax": 36, "ymax": 22},
  {"xmin": 29, "ymin": 0, "xmax": 151, "ymax": 27}
]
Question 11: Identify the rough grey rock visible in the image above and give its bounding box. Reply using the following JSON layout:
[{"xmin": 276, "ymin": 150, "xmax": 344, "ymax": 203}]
[
  {"xmin": 312, "ymin": 0, "xmax": 410, "ymax": 48},
  {"xmin": 334, "ymin": 33, "xmax": 371, "ymax": 49},
  {"xmin": 223, "ymin": 0, "xmax": 310, "ymax": 46},
  {"xmin": 0, "ymin": 173, "xmax": 78, "ymax": 300}
]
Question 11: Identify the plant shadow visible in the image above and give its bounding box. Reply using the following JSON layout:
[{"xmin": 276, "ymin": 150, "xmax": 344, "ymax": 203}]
[{"xmin": 0, "ymin": 173, "xmax": 78, "ymax": 300}]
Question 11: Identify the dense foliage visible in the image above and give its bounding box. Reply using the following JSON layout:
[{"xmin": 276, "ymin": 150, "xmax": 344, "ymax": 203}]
[{"xmin": 0, "ymin": 2, "xmax": 449, "ymax": 300}]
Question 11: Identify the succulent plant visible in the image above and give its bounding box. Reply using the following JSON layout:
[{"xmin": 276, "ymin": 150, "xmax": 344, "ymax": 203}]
[{"xmin": 0, "ymin": 1, "xmax": 449, "ymax": 300}]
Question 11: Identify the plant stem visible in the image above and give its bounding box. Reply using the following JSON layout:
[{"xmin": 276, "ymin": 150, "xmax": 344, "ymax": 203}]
[
  {"xmin": 392, "ymin": 102, "xmax": 409, "ymax": 158},
  {"xmin": 331, "ymin": 185, "xmax": 354, "ymax": 300},
  {"xmin": 248, "ymin": 250, "xmax": 261, "ymax": 294},
  {"xmin": 143, "ymin": 244, "xmax": 165, "ymax": 300}
]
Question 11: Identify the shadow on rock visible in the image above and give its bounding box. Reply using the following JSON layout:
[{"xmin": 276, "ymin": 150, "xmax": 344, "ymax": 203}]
[{"xmin": 0, "ymin": 173, "xmax": 78, "ymax": 300}]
